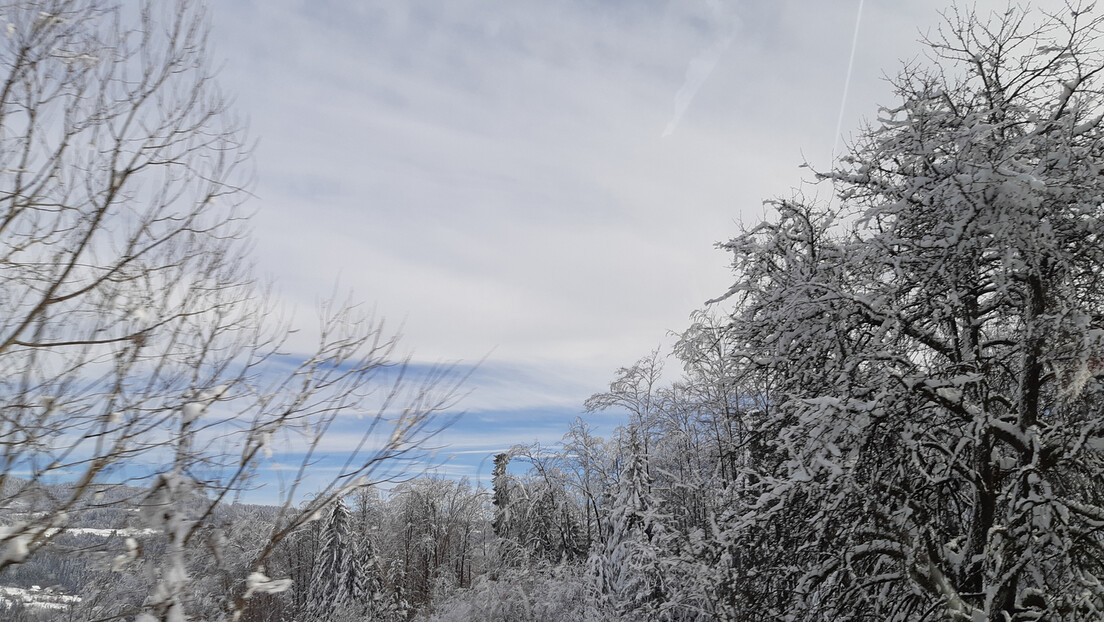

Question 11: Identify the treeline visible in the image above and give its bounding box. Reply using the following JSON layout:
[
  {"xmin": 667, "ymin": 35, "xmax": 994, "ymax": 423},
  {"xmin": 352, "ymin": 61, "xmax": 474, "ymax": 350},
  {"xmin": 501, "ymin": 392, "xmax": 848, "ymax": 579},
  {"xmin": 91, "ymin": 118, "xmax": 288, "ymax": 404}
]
[
  {"xmin": 434, "ymin": 325, "xmax": 760, "ymax": 621},
  {"xmin": 0, "ymin": 326, "xmax": 750, "ymax": 621},
  {"xmin": 0, "ymin": 479, "xmax": 487, "ymax": 621}
]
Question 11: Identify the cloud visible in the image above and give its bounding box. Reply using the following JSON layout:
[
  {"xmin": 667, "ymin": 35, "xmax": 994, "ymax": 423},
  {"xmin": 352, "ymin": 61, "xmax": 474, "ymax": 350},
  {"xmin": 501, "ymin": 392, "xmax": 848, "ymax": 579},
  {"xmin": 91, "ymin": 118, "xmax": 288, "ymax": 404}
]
[
  {"xmin": 210, "ymin": 0, "xmax": 753, "ymax": 370},
  {"xmin": 202, "ymin": 0, "xmax": 1020, "ymax": 501}
]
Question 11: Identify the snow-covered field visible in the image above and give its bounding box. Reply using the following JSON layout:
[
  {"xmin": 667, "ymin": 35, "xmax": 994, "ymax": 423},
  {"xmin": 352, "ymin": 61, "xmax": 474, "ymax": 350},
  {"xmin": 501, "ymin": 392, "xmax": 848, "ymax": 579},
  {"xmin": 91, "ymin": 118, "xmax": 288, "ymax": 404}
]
[
  {"xmin": 0, "ymin": 585, "xmax": 81, "ymax": 611},
  {"xmin": 47, "ymin": 527, "xmax": 155, "ymax": 537}
]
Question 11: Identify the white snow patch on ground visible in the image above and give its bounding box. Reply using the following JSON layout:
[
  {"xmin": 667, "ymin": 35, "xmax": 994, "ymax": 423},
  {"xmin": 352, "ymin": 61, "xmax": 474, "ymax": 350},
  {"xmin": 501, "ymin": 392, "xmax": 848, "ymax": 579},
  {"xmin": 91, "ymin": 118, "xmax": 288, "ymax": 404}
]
[
  {"xmin": 47, "ymin": 527, "xmax": 156, "ymax": 537},
  {"xmin": 0, "ymin": 585, "xmax": 81, "ymax": 611}
]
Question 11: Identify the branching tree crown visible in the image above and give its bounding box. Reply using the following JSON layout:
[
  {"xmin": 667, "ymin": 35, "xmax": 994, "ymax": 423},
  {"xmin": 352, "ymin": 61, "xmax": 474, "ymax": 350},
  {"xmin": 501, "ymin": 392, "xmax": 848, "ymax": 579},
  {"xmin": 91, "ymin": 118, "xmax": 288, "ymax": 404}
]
[
  {"xmin": 0, "ymin": 1, "xmax": 461, "ymax": 620},
  {"xmin": 715, "ymin": 3, "xmax": 1104, "ymax": 620}
]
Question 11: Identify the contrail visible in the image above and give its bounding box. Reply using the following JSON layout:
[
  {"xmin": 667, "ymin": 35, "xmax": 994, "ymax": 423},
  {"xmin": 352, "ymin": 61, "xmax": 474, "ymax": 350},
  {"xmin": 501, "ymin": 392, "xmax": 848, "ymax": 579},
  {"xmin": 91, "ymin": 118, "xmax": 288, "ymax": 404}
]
[
  {"xmin": 663, "ymin": 3, "xmax": 741, "ymax": 138},
  {"xmin": 832, "ymin": 0, "xmax": 865, "ymax": 163},
  {"xmin": 664, "ymin": 34, "xmax": 734, "ymax": 138}
]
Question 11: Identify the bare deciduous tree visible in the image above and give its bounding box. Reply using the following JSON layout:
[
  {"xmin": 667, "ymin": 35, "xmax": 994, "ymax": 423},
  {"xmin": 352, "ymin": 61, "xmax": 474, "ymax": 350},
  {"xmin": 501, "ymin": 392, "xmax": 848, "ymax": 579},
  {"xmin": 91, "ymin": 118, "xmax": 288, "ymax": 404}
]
[{"xmin": 0, "ymin": 1, "xmax": 461, "ymax": 620}]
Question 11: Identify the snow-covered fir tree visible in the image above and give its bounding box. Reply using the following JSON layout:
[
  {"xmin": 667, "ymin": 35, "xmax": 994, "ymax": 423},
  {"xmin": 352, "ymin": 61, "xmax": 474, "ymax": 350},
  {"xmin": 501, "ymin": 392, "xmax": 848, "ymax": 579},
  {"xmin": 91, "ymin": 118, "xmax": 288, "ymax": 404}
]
[
  {"xmin": 491, "ymin": 453, "xmax": 515, "ymax": 543},
  {"xmin": 352, "ymin": 529, "xmax": 408, "ymax": 622},
  {"xmin": 306, "ymin": 499, "xmax": 356, "ymax": 619},
  {"xmin": 590, "ymin": 431, "xmax": 668, "ymax": 619},
  {"xmin": 305, "ymin": 497, "xmax": 402, "ymax": 621}
]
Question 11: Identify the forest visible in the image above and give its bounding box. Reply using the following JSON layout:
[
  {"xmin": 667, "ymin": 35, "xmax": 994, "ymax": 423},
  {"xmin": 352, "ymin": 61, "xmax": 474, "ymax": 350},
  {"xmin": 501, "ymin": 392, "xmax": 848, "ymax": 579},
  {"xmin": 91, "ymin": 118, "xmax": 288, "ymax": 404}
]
[{"xmin": 5, "ymin": 0, "xmax": 1104, "ymax": 621}]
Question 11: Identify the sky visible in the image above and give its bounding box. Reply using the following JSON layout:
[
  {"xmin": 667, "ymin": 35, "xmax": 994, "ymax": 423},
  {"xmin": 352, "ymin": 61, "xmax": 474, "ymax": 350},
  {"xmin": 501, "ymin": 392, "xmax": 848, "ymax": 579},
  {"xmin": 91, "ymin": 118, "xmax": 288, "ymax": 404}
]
[{"xmin": 205, "ymin": 0, "xmax": 1016, "ymax": 491}]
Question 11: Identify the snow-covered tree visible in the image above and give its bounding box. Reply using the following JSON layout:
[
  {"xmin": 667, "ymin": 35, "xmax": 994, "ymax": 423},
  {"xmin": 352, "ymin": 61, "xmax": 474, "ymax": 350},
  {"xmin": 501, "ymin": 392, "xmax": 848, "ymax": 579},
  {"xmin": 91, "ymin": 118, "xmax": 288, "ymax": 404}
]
[
  {"xmin": 508, "ymin": 445, "xmax": 587, "ymax": 564},
  {"xmin": 714, "ymin": 4, "xmax": 1104, "ymax": 620},
  {"xmin": 585, "ymin": 351, "xmax": 665, "ymax": 455},
  {"xmin": 306, "ymin": 499, "xmax": 358, "ymax": 618},
  {"xmin": 353, "ymin": 530, "xmax": 407, "ymax": 622},
  {"xmin": 383, "ymin": 477, "xmax": 486, "ymax": 611},
  {"xmin": 561, "ymin": 419, "xmax": 616, "ymax": 553},
  {"xmin": 491, "ymin": 453, "xmax": 515, "ymax": 543},
  {"xmin": 305, "ymin": 497, "xmax": 400, "ymax": 621},
  {"xmin": 590, "ymin": 432, "xmax": 668, "ymax": 619}
]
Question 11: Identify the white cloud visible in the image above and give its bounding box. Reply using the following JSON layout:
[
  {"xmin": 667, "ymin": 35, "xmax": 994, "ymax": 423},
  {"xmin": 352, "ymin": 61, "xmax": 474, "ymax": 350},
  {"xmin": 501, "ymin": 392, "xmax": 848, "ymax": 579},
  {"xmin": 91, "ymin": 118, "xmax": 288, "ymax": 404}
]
[{"xmin": 207, "ymin": 0, "xmax": 1019, "ymax": 457}]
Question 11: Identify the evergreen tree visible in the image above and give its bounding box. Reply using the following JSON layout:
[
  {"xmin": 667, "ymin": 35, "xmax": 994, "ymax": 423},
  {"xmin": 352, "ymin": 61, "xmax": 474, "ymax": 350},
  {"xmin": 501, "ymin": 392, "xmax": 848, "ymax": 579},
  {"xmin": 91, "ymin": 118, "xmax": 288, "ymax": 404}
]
[
  {"xmin": 351, "ymin": 532, "xmax": 407, "ymax": 622},
  {"xmin": 305, "ymin": 497, "xmax": 402, "ymax": 621},
  {"xmin": 591, "ymin": 432, "xmax": 667, "ymax": 619},
  {"xmin": 491, "ymin": 453, "xmax": 513, "ymax": 541},
  {"xmin": 306, "ymin": 499, "xmax": 356, "ymax": 618}
]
